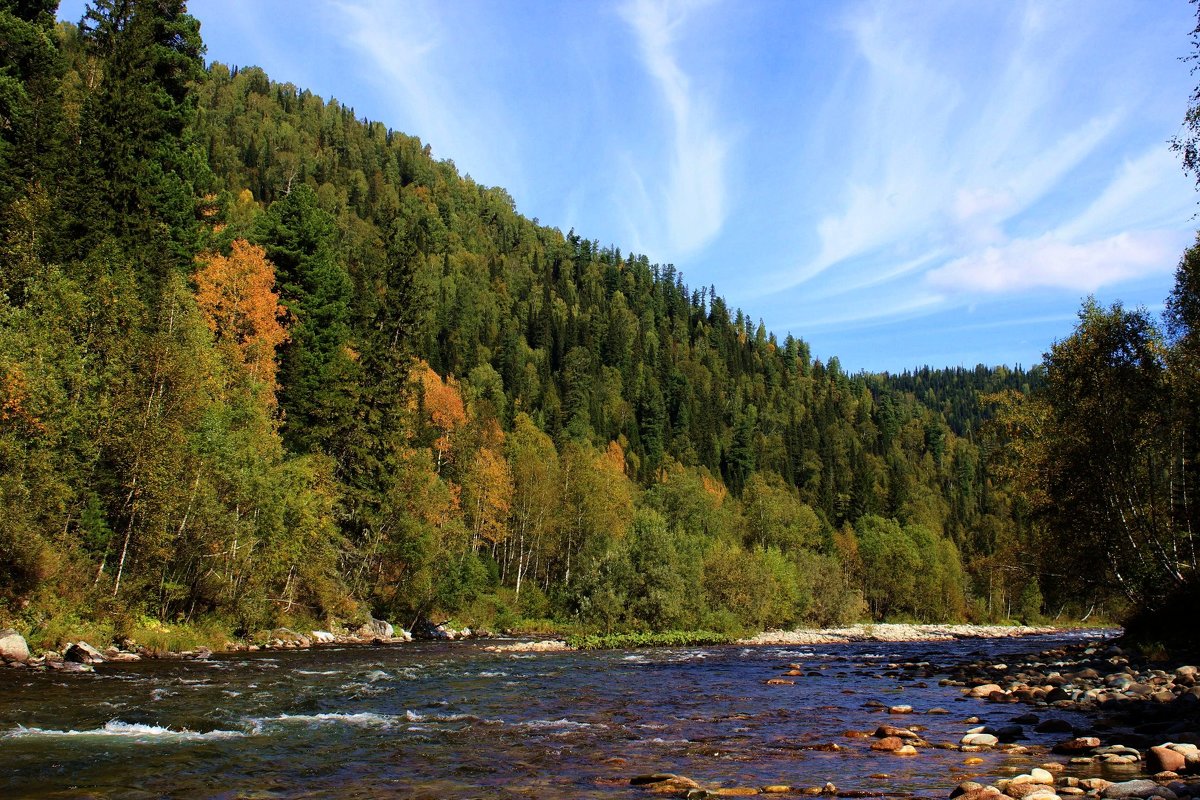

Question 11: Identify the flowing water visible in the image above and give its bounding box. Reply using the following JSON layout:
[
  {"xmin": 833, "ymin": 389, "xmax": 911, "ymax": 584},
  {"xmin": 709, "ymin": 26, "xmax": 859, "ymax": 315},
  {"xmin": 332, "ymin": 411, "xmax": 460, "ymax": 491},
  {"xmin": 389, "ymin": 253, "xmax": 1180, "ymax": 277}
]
[{"xmin": 0, "ymin": 633, "xmax": 1108, "ymax": 799}]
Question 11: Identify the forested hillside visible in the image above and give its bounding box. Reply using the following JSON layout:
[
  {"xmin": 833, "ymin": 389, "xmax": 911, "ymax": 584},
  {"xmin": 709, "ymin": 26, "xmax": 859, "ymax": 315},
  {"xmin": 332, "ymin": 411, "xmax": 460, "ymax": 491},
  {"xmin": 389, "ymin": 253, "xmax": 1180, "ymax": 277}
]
[{"xmin": 0, "ymin": 1, "xmax": 1082, "ymax": 644}]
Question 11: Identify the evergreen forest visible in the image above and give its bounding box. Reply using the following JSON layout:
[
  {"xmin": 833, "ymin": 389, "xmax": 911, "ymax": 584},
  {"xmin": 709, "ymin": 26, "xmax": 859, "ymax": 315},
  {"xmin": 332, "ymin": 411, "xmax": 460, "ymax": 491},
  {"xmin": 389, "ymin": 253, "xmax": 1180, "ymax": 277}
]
[{"xmin": 2, "ymin": 1, "xmax": 1196, "ymax": 648}]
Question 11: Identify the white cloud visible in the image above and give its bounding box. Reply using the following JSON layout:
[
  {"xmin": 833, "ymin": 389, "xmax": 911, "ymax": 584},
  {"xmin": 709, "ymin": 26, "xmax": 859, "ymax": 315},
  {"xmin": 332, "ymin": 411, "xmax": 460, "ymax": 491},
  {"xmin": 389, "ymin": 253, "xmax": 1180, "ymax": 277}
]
[
  {"xmin": 926, "ymin": 231, "xmax": 1179, "ymax": 294},
  {"xmin": 619, "ymin": 0, "xmax": 731, "ymax": 256}
]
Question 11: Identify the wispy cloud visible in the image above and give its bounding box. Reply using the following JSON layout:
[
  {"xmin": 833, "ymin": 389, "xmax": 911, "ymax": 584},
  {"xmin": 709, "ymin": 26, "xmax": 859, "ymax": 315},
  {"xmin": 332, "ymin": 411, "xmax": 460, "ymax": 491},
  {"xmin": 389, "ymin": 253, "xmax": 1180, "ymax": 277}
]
[
  {"xmin": 759, "ymin": 0, "xmax": 1194, "ymax": 342},
  {"xmin": 785, "ymin": 292, "xmax": 946, "ymax": 332},
  {"xmin": 333, "ymin": 1, "xmax": 521, "ymax": 192},
  {"xmin": 926, "ymin": 231, "xmax": 1180, "ymax": 294},
  {"xmin": 335, "ymin": 1, "xmax": 443, "ymax": 143},
  {"xmin": 928, "ymin": 144, "xmax": 1192, "ymax": 296},
  {"xmin": 778, "ymin": 4, "xmax": 1119, "ymax": 294},
  {"xmin": 619, "ymin": 0, "xmax": 731, "ymax": 257}
]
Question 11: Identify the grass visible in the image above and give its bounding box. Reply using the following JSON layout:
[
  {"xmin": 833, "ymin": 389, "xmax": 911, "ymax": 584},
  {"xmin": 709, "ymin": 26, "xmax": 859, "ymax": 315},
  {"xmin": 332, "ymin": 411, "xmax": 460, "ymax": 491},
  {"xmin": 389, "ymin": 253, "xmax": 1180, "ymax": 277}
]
[{"xmin": 126, "ymin": 618, "xmax": 235, "ymax": 654}]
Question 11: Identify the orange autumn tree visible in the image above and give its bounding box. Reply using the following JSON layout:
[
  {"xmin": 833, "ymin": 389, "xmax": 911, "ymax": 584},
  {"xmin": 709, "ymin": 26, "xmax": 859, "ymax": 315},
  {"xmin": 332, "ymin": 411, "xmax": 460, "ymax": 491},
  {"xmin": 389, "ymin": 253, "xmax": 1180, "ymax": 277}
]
[
  {"xmin": 413, "ymin": 361, "xmax": 467, "ymax": 473},
  {"xmin": 193, "ymin": 239, "xmax": 289, "ymax": 403}
]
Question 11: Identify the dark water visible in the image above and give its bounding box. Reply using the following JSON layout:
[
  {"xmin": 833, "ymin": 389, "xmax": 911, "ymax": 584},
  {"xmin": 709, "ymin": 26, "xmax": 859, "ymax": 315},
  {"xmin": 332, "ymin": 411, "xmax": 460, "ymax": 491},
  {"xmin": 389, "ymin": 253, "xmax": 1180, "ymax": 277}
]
[{"xmin": 0, "ymin": 633, "xmax": 1109, "ymax": 799}]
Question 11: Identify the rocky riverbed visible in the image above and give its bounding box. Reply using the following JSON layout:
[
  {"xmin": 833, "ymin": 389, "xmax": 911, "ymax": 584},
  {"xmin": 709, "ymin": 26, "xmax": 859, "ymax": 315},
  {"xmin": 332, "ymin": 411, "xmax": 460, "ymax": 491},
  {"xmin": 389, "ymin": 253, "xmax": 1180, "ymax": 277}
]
[
  {"xmin": 738, "ymin": 625, "xmax": 1066, "ymax": 646},
  {"xmin": 5, "ymin": 622, "xmax": 1194, "ymax": 800},
  {"xmin": 934, "ymin": 637, "xmax": 1200, "ymax": 800},
  {"xmin": 625, "ymin": 635, "xmax": 1200, "ymax": 799}
]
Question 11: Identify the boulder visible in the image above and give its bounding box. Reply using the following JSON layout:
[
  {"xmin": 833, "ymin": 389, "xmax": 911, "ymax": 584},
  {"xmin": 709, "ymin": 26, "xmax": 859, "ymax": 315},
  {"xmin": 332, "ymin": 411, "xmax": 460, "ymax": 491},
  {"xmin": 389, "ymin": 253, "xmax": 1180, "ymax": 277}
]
[
  {"xmin": 967, "ymin": 683, "xmax": 1003, "ymax": 698},
  {"xmin": 1100, "ymin": 780, "xmax": 1177, "ymax": 800},
  {"xmin": 961, "ymin": 733, "xmax": 998, "ymax": 747},
  {"xmin": 1053, "ymin": 737, "xmax": 1101, "ymax": 754},
  {"xmin": 874, "ymin": 724, "xmax": 921, "ymax": 740},
  {"xmin": 1006, "ymin": 783, "xmax": 1054, "ymax": 800},
  {"xmin": 1150, "ymin": 746, "xmax": 1187, "ymax": 774},
  {"xmin": 1167, "ymin": 742, "xmax": 1200, "ymax": 767},
  {"xmin": 64, "ymin": 641, "xmax": 105, "ymax": 664},
  {"xmin": 310, "ymin": 630, "xmax": 336, "ymax": 644},
  {"xmin": 1079, "ymin": 779, "xmax": 1112, "ymax": 792},
  {"xmin": 954, "ymin": 789, "xmax": 1003, "ymax": 800},
  {"xmin": 1030, "ymin": 768, "xmax": 1055, "ymax": 785},
  {"xmin": 630, "ymin": 773, "xmax": 701, "ymax": 794},
  {"xmin": 0, "ymin": 629, "xmax": 30, "ymax": 662},
  {"xmin": 1035, "ymin": 718, "xmax": 1075, "ymax": 734},
  {"xmin": 994, "ymin": 724, "xmax": 1024, "ymax": 742},
  {"xmin": 870, "ymin": 736, "xmax": 904, "ymax": 752},
  {"xmin": 356, "ymin": 618, "xmax": 394, "ymax": 640}
]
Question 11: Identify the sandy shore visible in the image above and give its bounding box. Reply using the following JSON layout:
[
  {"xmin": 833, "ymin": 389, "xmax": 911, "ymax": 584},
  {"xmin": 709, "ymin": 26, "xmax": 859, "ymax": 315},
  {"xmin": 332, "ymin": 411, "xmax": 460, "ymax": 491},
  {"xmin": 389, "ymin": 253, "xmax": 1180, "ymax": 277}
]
[{"xmin": 736, "ymin": 623, "xmax": 1075, "ymax": 645}]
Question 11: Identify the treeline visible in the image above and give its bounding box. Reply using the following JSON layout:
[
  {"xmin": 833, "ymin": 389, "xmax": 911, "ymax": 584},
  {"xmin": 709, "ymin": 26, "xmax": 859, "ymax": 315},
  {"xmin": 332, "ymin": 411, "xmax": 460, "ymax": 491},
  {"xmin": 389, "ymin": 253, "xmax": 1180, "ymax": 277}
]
[
  {"xmin": 1, "ymin": 1, "xmax": 1059, "ymax": 643},
  {"xmin": 988, "ymin": 263, "xmax": 1200, "ymax": 646}
]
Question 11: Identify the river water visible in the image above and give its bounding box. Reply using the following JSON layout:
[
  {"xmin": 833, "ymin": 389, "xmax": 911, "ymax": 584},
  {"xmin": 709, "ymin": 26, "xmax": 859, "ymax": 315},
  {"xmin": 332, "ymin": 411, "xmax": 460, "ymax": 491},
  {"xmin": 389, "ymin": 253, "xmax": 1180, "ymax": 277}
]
[{"xmin": 0, "ymin": 633, "xmax": 1109, "ymax": 799}]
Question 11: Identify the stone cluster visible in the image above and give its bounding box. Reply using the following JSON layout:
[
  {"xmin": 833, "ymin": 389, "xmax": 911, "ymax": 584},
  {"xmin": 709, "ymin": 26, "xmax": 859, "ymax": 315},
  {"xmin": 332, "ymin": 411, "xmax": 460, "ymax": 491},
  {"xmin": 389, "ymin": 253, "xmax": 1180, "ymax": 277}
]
[{"xmin": 0, "ymin": 616, "xmax": 492, "ymax": 669}]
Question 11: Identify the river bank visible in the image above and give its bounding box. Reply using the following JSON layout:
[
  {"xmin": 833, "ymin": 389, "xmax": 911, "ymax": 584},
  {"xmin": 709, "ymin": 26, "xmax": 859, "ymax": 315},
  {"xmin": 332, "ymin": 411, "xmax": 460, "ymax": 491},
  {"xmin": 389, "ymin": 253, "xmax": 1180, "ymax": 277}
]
[
  {"xmin": 738, "ymin": 624, "xmax": 1070, "ymax": 646},
  {"xmin": 0, "ymin": 617, "xmax": 481, "ymax": 672},
  {"xmin": 0, "ymin": 622, "xmax": 1097, "ymax": 671}
]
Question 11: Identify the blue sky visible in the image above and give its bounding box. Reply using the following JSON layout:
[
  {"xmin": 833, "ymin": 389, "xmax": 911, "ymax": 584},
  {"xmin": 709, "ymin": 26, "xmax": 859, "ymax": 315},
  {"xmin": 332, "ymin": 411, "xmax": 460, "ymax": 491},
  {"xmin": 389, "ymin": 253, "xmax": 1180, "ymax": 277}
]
[{"xmin": 58, "ymin": 1, "xmax": 1200, "ymax": 372}]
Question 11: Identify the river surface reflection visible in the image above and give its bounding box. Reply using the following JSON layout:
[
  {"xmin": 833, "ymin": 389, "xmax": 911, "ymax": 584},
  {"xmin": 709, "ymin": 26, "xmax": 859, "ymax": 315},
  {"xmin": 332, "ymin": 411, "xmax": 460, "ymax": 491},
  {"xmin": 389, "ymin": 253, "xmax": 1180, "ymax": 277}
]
[{"xmin": 0, "ymin": 633, "xmax": 1108, "ymax": 799}]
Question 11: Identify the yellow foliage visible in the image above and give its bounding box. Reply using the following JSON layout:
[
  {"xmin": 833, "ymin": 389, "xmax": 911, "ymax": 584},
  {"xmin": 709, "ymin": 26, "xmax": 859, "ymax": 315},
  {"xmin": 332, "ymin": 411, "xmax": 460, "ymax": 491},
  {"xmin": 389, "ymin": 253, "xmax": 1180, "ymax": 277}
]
[{"xmin": 464, "ymin": 446, "xmax": 513, "ymax": 545}]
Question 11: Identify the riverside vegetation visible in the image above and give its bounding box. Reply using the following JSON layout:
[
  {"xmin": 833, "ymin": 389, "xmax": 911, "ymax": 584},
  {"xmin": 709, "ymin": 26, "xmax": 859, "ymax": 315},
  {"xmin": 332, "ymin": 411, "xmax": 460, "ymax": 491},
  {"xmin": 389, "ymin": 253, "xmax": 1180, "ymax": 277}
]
[{"xmin": 0, "ymin": 1, "xmax": 1197, "ymax": 656}]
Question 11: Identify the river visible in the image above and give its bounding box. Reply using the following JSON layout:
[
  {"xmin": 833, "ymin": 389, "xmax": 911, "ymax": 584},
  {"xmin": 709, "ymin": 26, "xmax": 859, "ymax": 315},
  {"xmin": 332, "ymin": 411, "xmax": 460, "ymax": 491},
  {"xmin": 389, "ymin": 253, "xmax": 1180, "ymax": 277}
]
[{"xmin": 0, "ymin": 632, "xmax": 1108, "ymax": 799}]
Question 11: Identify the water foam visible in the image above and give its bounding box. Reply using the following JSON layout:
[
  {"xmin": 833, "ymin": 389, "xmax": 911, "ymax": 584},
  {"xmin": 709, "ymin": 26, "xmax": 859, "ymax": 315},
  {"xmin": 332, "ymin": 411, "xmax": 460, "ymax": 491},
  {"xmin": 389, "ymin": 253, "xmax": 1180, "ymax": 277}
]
[
  {"xmin": 517, "ymin": 718, "xmax": 604, "ymax": 730},
  {"xmin": 404, "ymin": 710, "xmax": 479, "ymax": 723},
  {"xmin": 268, "ymin": 712, "xmax": 395, "ymax": 727},
  {"xmin": 4, "ymin": 720, "xmax": 246, "ymax": 741}
]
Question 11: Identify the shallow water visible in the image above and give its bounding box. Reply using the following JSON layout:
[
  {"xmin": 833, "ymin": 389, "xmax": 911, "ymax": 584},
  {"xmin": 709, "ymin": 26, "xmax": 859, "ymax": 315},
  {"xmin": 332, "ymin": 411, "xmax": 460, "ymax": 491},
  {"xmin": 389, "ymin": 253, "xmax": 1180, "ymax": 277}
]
[{"xmin": 0, "ymin": 633, "xmax": 1108, "ymax": 799}]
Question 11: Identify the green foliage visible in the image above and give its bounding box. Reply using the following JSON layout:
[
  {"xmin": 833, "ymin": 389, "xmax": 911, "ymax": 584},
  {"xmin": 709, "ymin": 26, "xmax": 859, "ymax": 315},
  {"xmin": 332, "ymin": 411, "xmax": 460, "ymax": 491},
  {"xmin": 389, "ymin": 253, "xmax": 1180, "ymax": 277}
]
[
  {"xmin": 566, "ymin": 630, "xmax": 731, "ymax": 649},
  {"xmin": 1016, "ymin": 577, "xmax": 1043, "ymax": 625},
  {"xmin": 0, "ymin": 5, "xmax": 1058, "ymax": 643}
]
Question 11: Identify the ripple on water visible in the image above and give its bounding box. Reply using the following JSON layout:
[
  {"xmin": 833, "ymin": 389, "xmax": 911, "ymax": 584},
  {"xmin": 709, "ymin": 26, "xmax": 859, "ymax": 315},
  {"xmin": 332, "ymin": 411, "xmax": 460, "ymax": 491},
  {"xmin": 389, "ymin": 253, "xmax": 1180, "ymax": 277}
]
[{"xmin": 0, "ymin": 632, "xmax": 1110, "ymax": 800}]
